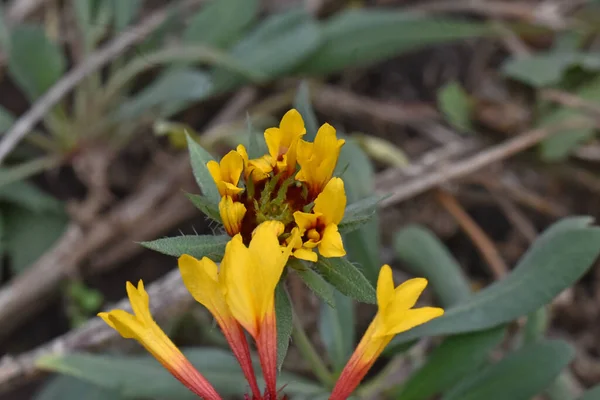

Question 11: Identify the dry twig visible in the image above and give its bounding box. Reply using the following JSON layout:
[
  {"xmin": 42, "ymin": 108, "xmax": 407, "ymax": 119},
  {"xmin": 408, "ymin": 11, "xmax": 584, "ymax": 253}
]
[
  {"xmin": 436, "ymin": 189, "xmax": 508, "ymax": 279},
  {"xmin": 378, "ymin": 119, "xmax": 593, "ymax": 207}
]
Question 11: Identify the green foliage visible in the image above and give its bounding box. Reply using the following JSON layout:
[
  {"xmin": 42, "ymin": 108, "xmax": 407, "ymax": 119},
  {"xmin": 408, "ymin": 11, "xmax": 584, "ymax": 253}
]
[
  {"xmin": 579, "ymin": 385, "xmax": 600, "ymax": 400},
  {"xmin": 338, "ymin": 194, "xmax": 385, "ymax": 234},
  {"xmin": 186, "ymin": 134, "xmax": 221, "ymax": 204},
  {"xmin": 394, "ymin": 225, "xmax": 471, "ymax": 308},
  {"xmin": 293, "ymin": 82, "xmax": 319, "ymax": 138},
  {"xmin": 390, "ymin": 217, "xmax": 600, "ymax": 347},
  {"xmin": 4, "ymin": 204, "xmax": 68, "ymax": 274},
  {"xmin": 34, "ymin": 375, "xmax": 123, "ymax": 400},
  {"xmin": 185, "ymin": 192, "xmax": 222, "ymax": 223},
  {"xmin": 291, "ymin": 260, "xmax": 335, "ymax": 308},
  {"xmin": 275, "ymin": 284, "xmax": 293, "ymax": 370},
  {"xmin": 537, "ymin": 76, "xmax": 600, "ymax": 161},
  {"xmin": 314, "ymin": 257, "xmax": 376, "ymax": 304},
  {"xmin": 394, "ymin": 327, "xmax": 506, "ymax": 400},
  {"xmin": 319, "ymin": 290, "xmax": 356, "ymax": 372},
  {"xmin": 299, "ymin": 10, "xmax": 492, "ymax": 75},
  {"xmin": 38, "ymin": 349, "xmax": 324, "ymax": 399},
  {"xmin": 8, "ymin": 24, "xmax": 66, "ymax": 100},
  {"xmin": 503, "ymin": 52, "xmax": 600, "ymax": 87},
  {"xmin": 212, "ymin": 9, "xmax": 321, "ymax": 92},
  {"xmin": 443, "ymin": 340, "xmax": 574, "ymax": 400},
  {"xmin": 336, "ymin": 137, "xmax": 381, "ymax": 283},
  {"xmin": 115, "ymin": 68, "xmax": 213, "ymax": 121},
  {"xmin": 183, "ymin": 0, "xmax": 259, "ymax": 49},
  {"xmin": 437, "ymin": 81, "xmax": 474, "ymax": 133},
  {"xmin": 140, "ymin": 234, "xmax": 229, "ymax": 260},
  {"xmin": 0, "ymin": 106, "xmax": 15, "ymax": 133}
]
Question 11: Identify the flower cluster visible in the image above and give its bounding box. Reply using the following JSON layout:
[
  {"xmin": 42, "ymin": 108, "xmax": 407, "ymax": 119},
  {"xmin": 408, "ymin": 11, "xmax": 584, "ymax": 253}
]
[
  {"xmin": 99, "ymin": 110, "xmax": 445, "ymax": 400},
  {"xmin": 208, "ymin": 109, "xmax": 346, "ymax": 262}
]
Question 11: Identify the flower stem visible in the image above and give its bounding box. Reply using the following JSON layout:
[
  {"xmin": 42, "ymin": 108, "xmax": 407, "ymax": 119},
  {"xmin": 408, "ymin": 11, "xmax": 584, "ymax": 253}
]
[{"xmin": 291, "ymin": 313, "xmax": 334, "ymax": 387}]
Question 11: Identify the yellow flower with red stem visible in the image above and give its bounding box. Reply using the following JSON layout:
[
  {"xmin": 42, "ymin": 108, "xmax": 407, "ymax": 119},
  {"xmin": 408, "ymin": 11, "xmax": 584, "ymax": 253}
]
[
  {"xmin": 100, "ymin": 222, "xmax": 300, "ymax": 400},
  {"xmin": 329, "ymin": 265, "xmax": 444, "ymax": 400},
  {"xmin": 99, "ymin": 249, "xmax": 442, "ymax": 399}
]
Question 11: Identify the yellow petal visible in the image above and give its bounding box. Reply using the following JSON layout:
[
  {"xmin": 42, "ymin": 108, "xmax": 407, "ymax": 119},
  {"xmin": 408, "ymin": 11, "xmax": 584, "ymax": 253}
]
[
  {"xmin": 318, "ymin": 224, "xmax": 346, "ymax": 258},
  {"xmin": 314, "ymin": 123, "xmax": 345, "ymax": 159},
  {"xmin": 219, "ymin": 196, "xmax": 246, "ymax": 236},
  {"xmin": 248, "ymin": 156, "xmax": 273, "ymax": 181},
  {"xmin": 207, "ymin": 160, "xmax": 222, "ymax": 187},
  {"xmin": 248, "ymin": 222, "xmax": 288, "ymax": 303},
  {"xmin": 222, "ymin": 235, "xmax": 261, "ymax": 336},
  {"xmin": 100, "ymin": 309, "xmax": 147, "ymax": 340},
  {"xmin": 126, "ymin": 281, "xmax": 153, "ymax": 326},
  {"xmin": 390, "ymin": 278, "xmax": 429, "ymax": 311},
  {"xmin": 236, "ymin": 144, "xmax": 249, "ymax": 164},
  {"xmin": 294, "ymin": 248, "xmax": 318, "ymax": 262},
  {"xmin": 376, "ymin": 265, "xmax": 395, "ymax": 313},
  {"xmin": 378, "ymin": 307, "xmax": 444, "ymax": 337},
  {"xmin": 279, "ymin": 109, "xmax": 306, "ymax": 141},
  {"xmin": 220, "ymin": 150, "xmax": 244, "ymax": 186},
  {"xmin": 178, "ymin": 255, "xmax": 231, "ymax": 322},
  {"xmin": 313, "ymin": 177, "xmax": 346, "ymax": 225},
  {"xmin": 293, "ymin": 211, "xmax": 319, "ymax": 232},
  {"xmin": 264, "ymin": 127, "xmax": 283, "ymax": 160}
]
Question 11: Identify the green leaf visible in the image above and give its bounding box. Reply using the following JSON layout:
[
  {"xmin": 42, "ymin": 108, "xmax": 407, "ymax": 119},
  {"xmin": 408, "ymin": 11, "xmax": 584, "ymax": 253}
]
[
  {"xmin": 503, "ymin": 52, "xmax": 600, "ymax": 87},
  {"xmin": 4, "ymin": 205, "xmax": 68, "ymax": 274},
  {"xmin": 212, "ymin": 9, "xmax": 321, "ymax": 91},
  {"xmin": 186, "ymin": 133, "xmax": 221, "ymax": 204},
  {"xmin": 338, "ymin": 194, "xmax": 385, "ymax": 234},
  {"xmin": 34, "ymin": 375, "xmax": 123, "ymax": 400},
  {"xmin": 38, "ymin": 348, "xmax": 321, "ymax": 399},
  {"xmin": 291, "ymin": 260, "xmax": 335, "ymax": 307},
  {"xmin": 390, "ymin": 217, "xmax": 600, "ymax": 345},
  {"xmin": 315, "ymin": 257, "xmax": 376, "ymax": 304},
  {"xmin": 537, "ymin": 76, "xmax": 600, "ymax": 162},
  {"xmin": 0, "ymin": 4, "xmax": 10, "ymax": 50},
  {"xmin": 275, "ymin": 284, "xmax": 293, "ymax": 370},
  {"xmin": 578, "ymin": 385, "xmax": 600, "ymax": 400},
  {"xmin": 443, "ymin": 340, "xmax": 574, "ymax": 400},
  {"xmin": 140, "ymin": 234, "xmax": 229, "ymax": 260},
  {"xmin": 246, "ymin": 114, "xmax": 267, "ymax": 159},
  {"xmin": 183, "ymin": 0, "xmax": 259, "ymax": 49},
  {"xmin": 8, "ymin": 24, "xmax": 66, "ymax": 100},
  {"xmin": 38, "ymin": 349, "xmax": 253, "ymax": 398},
  {"xmin": 0, "ymin": 105, "xmax": 15, "ymax": 133},
  {"xmin": 115, "ymin": 68, "xmax": 213, "ymax": 121},
  {"xmin": 395, "ymin": 327, "xmax": 506, "ymax": 400},
  {"xmin": 394, "ymin": 225, "xmax": 471, "ymax": 308},
  {"xmin": 112, "ymin": 0, "xmax": 141, "ymax": 32},
  {"xmin": 318, "ymin": 290, "xmax": 355, "ymax": 372},
  {"xmin": 185, "ymin": 192, "xmax": 222, "ymax": 223},
  {"xmin": 0, "ymin": 180, "xmax": 63, "ymax": 212},
  {"xmin": 300, "ymin": 10, "xmax": 491, "ymax": 75},
  {"xmin": 337, "ymin": 137, "xmax": 380, "ymax": 283},
  {"xmin": 437, "ymin": 81, "xmax": 473, "ymax": 133},
  {"xmin": 294, "ymin": 81, "xmax": 319, "ymax": 140}
]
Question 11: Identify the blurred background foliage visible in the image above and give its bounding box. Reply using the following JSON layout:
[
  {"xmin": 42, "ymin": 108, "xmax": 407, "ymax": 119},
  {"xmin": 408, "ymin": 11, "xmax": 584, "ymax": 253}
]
[{"xmin": 0, "ymin": 0, "xmax": 600, "ymax": 399}]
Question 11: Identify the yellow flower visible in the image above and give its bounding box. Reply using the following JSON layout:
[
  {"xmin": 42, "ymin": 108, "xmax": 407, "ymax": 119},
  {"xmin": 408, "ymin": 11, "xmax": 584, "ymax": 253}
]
[
  {"xmin": 98, "ymin": 281, "xmax": 222, "ymax": 400},
  {"xmin": 220, "ymin": 221, "xmax": 299, "ymax": 398},
  {"xmin": 264, "ymin": 109, "xmax": 306, "ymax": 176},
  {"xmin": 207, "ymin": 150, "xmax": 244, "ymax": 198},
  {"xmin": 178, "ymin": 255, "xmax": 261, "ymax": 398},
  {"xmin": 236, "ymin": 144, "xmax": 273, "ymax": 182},
  {"xmin": 296, "ymin": 123, "xmax": 345, "ymax": 197},
  {"xmin": 292, "ymin": 177, "xmax": 346, "ymax": 262},
  {"xmin": 219, "ymin": 196, "xmax": 246, "ymax": 236},
  {"xmin": 329, "ymin": 265, "xmax": 444, "ymax": 400}
]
